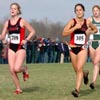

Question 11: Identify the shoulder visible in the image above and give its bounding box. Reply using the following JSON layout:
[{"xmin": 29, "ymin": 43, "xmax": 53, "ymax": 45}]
[
  {"xmin": 69, "ymin": 18, "xmax": 75, "ymax": 24},
  {"xmin": 4, "ymin": 20, "xmax": 9, "ymax": 28},
  {"xmin": 86, "ymin": 18, "xmax": 93, "ymax": 27},
  {"xmin": 20, "ymin": 18, "xmax": 29, "ymax": 27},
  {"xmin": 20, "ymin": 18, "xmax": 25, "ymax": 23},
  {"xmin": 65, "ymin": 18, "xmax": 75, "ymax": 27},
  {"xmin": 86, "ymin": 19, "xmax": 91, "ymax": 25},
  {"xmin": 20, "ymin": 18, "xmax": 29, "ymax": 24},
  {"xmin": 87, "ymin": 17, "xmax": 92, "ymax": 22}
]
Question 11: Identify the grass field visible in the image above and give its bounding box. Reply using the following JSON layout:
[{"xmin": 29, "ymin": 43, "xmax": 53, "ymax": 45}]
[{"xmin": 0, "ymin": 63, "xmax": 100, "ymax": 100}]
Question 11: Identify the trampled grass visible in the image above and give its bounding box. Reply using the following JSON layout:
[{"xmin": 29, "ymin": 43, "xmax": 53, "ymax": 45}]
[{"xmin": 0, "ymin": 63, "xmax": 100, "ymax": 100}]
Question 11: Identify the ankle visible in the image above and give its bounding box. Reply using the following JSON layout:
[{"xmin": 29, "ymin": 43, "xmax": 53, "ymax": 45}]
[
  {"xmin": 16, "ymin": 88, "xmax": 22, "ymax": 91},
  {"xmin": 75, "ymin": 88, "xmax": 79, "ymax": 93}
]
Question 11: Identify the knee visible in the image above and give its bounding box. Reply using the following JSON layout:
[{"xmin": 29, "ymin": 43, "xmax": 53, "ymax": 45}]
[
  {"xmin": 14, "ymin": 67, "xmax": 21, "ymax": 73},
  {"xmin": 76, "ymin": 67, "xmax": 83, "ymax": 73},
  {"xmin": 10, "ymin": 68, "xmax": 15, "ymax": 75},
  {"xmin": 93, "ymin": 60, "xmax": 99, "ymax": 66}
]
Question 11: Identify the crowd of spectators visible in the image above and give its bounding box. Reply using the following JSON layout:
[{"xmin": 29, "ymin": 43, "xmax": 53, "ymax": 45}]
[
  {"xmin": 26, "ymin": 36, "xmax": 70, "ymax": 64},
  {"xmin": 0, "ymin": 36, "xmax": 71, "ymax": 64}
]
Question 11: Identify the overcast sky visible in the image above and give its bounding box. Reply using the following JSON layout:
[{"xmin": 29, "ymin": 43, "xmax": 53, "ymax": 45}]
[{"xmin": 0, "ymin": 0, "xmax": 100, "ymax": 24}]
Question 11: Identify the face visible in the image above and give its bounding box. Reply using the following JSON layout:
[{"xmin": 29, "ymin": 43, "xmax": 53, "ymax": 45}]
[
  {"xmin": 75, "ymin": 5, "xmax": 84, "ymax": 18},
  {"xmin": 93, "ymin": 7, "xmax": 100, "ymax": 18},
  {"xmin": 10, "ymin": 4, "xmax": 19, "ymax": 17}
]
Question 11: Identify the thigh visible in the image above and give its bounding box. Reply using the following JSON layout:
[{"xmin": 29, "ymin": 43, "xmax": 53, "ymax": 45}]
[
  {"xmin": 70, "ymin": 51, "xmax": 77, "ymax": 71},
  {"xmin": 89, "ymin": 47, "xmax": 95, "ymax": 62},
  {"xmin": 8, "ymin": 49, "xmax": 16, "ymax": 70},
  {"xmin": 94, "ymin": 47, "xmax": 100, "ymax": 63},
  {"xmin": 77, "ymin": 49, "xmax": 87, "ymax": 68},
  {"xmin": 14, "ymin": 50, "xmax": 26, "ymax": 69}
]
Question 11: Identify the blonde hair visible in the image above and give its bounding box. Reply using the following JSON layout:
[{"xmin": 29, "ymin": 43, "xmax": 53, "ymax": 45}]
[{"xmin": 10, "ymin": 2, "xmax": 22, "ymax": 15}]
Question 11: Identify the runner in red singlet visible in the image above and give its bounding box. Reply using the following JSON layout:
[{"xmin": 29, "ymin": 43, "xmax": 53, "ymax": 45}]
[
  {"xmin": 0, "ymin": 2, "xmax": 35, "ymax": 94},
  {"xmin": 62, "ymin": 3, "xmax": 98, "ymax": 97}
]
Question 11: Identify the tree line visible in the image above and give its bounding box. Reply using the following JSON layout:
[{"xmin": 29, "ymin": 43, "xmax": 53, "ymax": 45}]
[{"xmin": 0, "ymin": 17, "xmax": 70, "ymax": 41}]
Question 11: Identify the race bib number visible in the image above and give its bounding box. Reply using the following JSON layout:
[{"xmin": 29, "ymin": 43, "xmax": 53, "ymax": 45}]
[
  {"xmin": 96, "ymin": 28, "xmax": 100, "ymax": 34},
  {"xmin": 95, "ymin": 28, "xmax": 100, "ymax": 34},
  {"xmin": 95, "ymin": 24, "xmax": 100, "ymax": 34},
  {"xmin": 74, "ymin": 34, "xmax": 85, "ymax": 45},
  {"xmin": 9, "ymin": 34, "xmax": 20, "ymax": 44}
]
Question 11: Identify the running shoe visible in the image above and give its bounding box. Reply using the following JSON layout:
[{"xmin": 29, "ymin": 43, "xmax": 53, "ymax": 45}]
[
  {"xmin": 90, "ymin": 83, "xmax": 95, "ymax": 89},
  {"xmin": 14, "ymin": 89, "xmax": 23, "ymax": 95},
  {"xmin": 71, "ymin": 89, "xmax": 79, "ymax": 97},
  {"xmin": 99, "ymin": 68, "xmax": 100, "ymax": 75},
  {"xmin": 23, "ymin": 66, "xmax": 29, "ymax": 81},
  {"xmin": 83, "ymin": 70, "xmax": 89, "ymax": 85}
]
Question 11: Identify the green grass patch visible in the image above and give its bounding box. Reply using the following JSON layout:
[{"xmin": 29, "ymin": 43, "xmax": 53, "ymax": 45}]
[{"xmin": 0, "ymin": 63, "xmax": 100, "ymax": 100}]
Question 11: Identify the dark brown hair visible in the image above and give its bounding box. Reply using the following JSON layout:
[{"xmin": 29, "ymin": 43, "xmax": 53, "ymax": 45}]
[{"xmin": 74, "ymin": 3, "xmax": 85, "ymax": 13}]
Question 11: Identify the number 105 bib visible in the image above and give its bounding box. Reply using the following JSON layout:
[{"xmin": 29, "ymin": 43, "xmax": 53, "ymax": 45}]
[{"xmin": 74, "ymin": 34, "xmax": 86, "ymax": 45}]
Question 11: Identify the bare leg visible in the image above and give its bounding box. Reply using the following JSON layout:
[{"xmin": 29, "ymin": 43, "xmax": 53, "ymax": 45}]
[
  {"xmin": 70, "ymin": 49, "xmax": 87, "ymax": 97},
  {"xmin": 8, "ymin": 49, "xmax": 26, "ymax": 93}
]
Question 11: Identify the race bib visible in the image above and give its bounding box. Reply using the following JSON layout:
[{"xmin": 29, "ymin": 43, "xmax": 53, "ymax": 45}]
[
  {"xmin": 9, "ymin": 34, "xmax": 20, "ymax": 44},
  {"xmin": 74, "ymin": 34, "xmax": 85, "ymax": 45},
  {"xmin": 95, "ymin": 28, "xmax": 100, "ymax": 34},
  {"xmin": 95, "ymin": 24, "xmax": 100, "ymax": 34}
]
